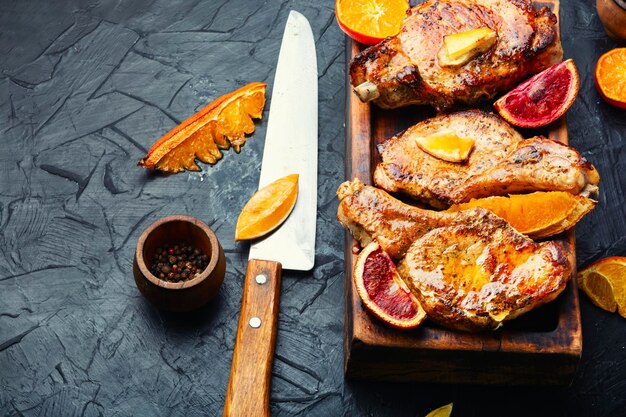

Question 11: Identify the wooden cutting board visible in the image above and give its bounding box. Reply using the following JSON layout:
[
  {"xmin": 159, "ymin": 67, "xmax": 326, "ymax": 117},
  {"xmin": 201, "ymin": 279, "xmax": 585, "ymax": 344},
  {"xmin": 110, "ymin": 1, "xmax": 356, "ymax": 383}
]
[{"xmin": 343, "ymin": 0, "xmax": 583, "ymax": 385}]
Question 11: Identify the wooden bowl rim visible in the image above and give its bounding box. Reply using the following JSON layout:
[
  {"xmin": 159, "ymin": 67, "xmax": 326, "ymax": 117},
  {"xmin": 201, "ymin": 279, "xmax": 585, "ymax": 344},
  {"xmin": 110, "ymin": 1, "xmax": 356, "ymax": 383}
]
[{"xmin": 135, "ymin": 215, "xmax": 221, "ymax": 290}]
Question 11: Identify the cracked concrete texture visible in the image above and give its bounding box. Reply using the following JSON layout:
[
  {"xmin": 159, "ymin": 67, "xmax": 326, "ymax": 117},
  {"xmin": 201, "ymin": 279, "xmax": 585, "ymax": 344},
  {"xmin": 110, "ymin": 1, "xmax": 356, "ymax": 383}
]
[{"xmin": 1, "ymin": 0, "xmax": 625, "ymax": 416}]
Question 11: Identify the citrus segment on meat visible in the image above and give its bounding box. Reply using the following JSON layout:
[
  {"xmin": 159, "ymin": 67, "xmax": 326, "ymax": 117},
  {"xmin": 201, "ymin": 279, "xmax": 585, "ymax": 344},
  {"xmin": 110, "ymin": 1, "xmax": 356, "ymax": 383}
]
[
  {"xmin": 579, "ymin": 257, "xmax": 626, "ymax": 318},
  {"xmin": 414, "ymin": 130, "xmax": 475, "ymax": 163},
  {"xmin": 439, "ymin": 27, "xmax": 497, "ymax": 67}
]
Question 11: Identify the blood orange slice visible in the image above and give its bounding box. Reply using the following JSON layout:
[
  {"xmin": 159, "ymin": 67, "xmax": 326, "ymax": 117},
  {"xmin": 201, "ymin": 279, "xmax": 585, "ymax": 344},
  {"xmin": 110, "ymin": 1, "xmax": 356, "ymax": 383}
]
[
  {"xmin": 494, "ymin": 59, "xmax": 580, "ymax": 128},
  {"xmin": 595, "ymin": 48, "xmax": 626, "ymax": 109},
  {"xmin": 335, "ymin": 0, "xmax": 409, "ymax": 46},
  {"xmin": 353, "ymin": 241, "xmax": 426, "ymax": 329}
]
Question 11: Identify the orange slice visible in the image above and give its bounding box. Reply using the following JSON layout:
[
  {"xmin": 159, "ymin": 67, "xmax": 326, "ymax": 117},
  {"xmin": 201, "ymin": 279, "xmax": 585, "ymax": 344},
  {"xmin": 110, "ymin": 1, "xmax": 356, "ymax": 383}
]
[
  {"xmin": 449, "ymin": 191, "xmax": 596, "ymax": 239},
  {"xmin": 595, "ymin": 48, "xmax": 626, "ymax": 109},
  {"xmin": 139, "ymin": 82, "xmax": 266, "ymax": 173},
  {"xmin": 353, "ymin": 241, "xmax": 426, "ymax": 329},
  {"xmin": 235, "ymin": 174, "xmax": 299, "ymax": 241},
  {"xmin": 578, "ymin": 257, "xmax": 626, "ymax": 318},
  {"xmin": 335, "ymin": 0, "xmax": 409, "ymax": 46}
]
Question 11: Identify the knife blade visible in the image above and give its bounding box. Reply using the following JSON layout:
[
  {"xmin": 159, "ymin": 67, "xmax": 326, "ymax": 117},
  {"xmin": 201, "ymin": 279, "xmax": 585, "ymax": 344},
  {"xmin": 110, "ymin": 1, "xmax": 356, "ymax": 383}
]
[{"xmin": 223, "ymin": 11, "xmax": 317, "ymax": 417}]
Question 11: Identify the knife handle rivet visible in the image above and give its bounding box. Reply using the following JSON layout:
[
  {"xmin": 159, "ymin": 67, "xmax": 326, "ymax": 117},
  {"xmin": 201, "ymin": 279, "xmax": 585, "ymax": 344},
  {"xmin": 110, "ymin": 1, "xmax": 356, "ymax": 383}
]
[
  {"xmin": 249, "ymin": 317, "xmax": 262, "ymax": 328},
  {"xmin": 255, "ymin": 274, "xmax": 267, "ymax": 285}
]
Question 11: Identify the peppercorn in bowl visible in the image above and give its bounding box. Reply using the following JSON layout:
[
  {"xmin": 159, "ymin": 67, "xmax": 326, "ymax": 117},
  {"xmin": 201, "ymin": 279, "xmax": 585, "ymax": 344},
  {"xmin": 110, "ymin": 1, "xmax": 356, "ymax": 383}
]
[{"xmin": 133, "ymin": 215, "xmax": 226, "ymax": 312}]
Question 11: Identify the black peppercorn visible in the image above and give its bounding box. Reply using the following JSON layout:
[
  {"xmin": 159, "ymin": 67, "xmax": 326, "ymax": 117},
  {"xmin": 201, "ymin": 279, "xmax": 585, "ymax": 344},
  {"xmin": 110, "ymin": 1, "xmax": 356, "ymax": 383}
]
[{"xmin": 151, "ymin": 241, "xmax": 211, "ymax": 283}]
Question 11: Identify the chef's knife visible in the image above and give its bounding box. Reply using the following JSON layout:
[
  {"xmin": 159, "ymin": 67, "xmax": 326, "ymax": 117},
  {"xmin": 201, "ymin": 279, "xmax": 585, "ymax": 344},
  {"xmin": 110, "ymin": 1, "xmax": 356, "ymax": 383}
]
[{"xmin": 223, "ymin": 11, "xmax": 317, "ymax": 417}]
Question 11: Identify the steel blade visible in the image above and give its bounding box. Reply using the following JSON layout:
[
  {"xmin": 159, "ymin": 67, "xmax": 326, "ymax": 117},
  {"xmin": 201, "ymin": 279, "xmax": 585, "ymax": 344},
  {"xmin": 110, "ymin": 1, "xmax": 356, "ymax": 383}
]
[{"xmin": 248, "ymin": 11, "xmax": 317, "ymax": 271}]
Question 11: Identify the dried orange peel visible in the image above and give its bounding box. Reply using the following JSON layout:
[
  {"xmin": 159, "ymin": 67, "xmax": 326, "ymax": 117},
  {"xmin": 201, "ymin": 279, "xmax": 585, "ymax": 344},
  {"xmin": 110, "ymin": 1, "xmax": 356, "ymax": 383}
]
[
  {"xmin": 578, "ymin": 256, "xmax": 626, "ymax": 318},
  {"xmin": 449, "ymin": 191, "xmax": 596, "ymax": 239},
  {"xmin": 139, "ymin": 82, "xmax": 266, "ymax": 173}
]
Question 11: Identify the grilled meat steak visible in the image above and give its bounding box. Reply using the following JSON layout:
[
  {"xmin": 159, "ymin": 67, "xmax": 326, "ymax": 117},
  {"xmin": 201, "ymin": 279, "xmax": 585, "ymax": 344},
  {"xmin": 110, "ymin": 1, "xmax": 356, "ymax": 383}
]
[
  {"xmin": 350, "ymin": 0, "xmax": 562, "ymax": 110},
  {"xmin": 374, "ymin": 111, "xmax": 600, "ymax": 208},
  {"xmin": 398, "ymin": 216, "xmax": 572, "ymax": 331},
  {"xmin": 337, "ymin": 180, "xmax": 573, "ymax": 331}
]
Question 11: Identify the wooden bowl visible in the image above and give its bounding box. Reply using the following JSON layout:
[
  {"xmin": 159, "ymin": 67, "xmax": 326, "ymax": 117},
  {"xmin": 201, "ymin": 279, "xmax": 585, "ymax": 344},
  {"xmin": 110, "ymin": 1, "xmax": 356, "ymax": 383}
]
[
  {"xmin": 133, "ymin": 215, "xmax": 226, "ymax": 312},
  {"xmin": 597, "ymin": 0, "xmax": 626, "ymax": 42}
]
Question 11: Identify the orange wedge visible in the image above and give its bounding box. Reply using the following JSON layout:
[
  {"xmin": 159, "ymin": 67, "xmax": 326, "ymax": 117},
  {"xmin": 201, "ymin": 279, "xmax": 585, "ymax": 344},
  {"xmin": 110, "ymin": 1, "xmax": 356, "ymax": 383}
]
[
  {"xmin": 425, "ymin": 403, "xmax": 453, "ymax": 417},
  {"xmin": 595, "ymin": 48, "xmax": 626, "ymax": 109},
  {"xmin": 578, "ymin": 257, "xmax": 626, "ymax": 318},
  {"xmin": 449, "ymin": 191, "xmax": 596, "ymax": 239},
  {"xmin": 139, "ymin": 82, "xmax": 266, "ymax": 173},
  {"xmin": 335, "ymin": 0, "xmax": 409, "ymax": 46},
  {"xmin": 235, "ymin": 174, "xmax": 299, "ymax": 241}
]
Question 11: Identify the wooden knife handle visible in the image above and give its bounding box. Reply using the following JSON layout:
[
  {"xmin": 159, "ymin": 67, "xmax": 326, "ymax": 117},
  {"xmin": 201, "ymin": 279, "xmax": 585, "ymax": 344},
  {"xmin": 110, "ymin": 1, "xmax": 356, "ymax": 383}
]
[{"xmin": 223, "ymin": 259, "xmax": 282, "ymax": 417}]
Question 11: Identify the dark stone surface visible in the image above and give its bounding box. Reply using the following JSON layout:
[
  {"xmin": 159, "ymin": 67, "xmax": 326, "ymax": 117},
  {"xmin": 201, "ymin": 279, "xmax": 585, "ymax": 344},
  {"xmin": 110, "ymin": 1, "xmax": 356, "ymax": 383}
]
[{"xmin": 0, "ymin": 0, "xmax": 624, "ymax": 416}]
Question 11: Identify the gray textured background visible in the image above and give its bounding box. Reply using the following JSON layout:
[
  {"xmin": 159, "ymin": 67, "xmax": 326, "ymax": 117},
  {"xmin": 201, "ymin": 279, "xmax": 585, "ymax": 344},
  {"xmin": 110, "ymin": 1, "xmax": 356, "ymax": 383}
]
[{"xmin": 1, "ymin": 0, "xmax": 625, "ymax": 416}]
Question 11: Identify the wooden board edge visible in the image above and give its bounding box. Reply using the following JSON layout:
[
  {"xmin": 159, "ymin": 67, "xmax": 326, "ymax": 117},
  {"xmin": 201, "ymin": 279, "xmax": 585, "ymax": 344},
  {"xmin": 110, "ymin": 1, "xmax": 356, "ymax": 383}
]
[{"xmin": 345, "ymin": 347, "xmax": 580, "ymax": 385}]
